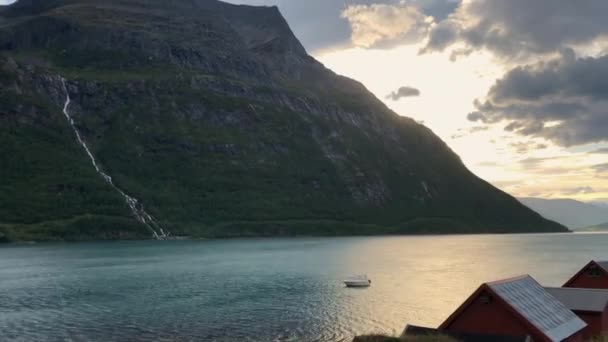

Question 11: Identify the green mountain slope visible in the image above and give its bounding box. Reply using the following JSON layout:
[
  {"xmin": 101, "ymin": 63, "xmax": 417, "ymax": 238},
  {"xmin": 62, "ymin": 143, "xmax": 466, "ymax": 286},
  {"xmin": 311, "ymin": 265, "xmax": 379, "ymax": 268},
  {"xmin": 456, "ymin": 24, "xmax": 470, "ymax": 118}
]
[{"xmin": 0, "ymin": 0, "xmax": 567, "ymax": 241}]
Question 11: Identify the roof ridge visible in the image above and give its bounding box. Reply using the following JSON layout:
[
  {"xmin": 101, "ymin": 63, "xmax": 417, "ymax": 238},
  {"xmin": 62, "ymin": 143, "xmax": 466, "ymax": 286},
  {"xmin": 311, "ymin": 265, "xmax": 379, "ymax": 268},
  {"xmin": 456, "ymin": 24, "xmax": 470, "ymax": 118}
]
[
  {"xmin": 546, "ymin": 286, "xmax": 608, "ymax": 292},
  {"xmin": 485, "ymin": 274, "xmax": 531, "ymax": 286},
  {"xmin": 488, "ymin": 275, "xmax": 586, "ymax": 342},
  {"xmin": 594, "ymin": 260, "xmax": 608, "ymax": 270}
]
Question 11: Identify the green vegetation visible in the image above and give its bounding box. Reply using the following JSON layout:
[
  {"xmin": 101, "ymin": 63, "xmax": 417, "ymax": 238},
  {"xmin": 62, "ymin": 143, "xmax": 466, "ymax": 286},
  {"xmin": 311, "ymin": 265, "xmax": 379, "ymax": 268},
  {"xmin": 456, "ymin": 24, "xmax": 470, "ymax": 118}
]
[{"xmin": 0, "ymin": 0, "xmax": 567, "ymax": 241}]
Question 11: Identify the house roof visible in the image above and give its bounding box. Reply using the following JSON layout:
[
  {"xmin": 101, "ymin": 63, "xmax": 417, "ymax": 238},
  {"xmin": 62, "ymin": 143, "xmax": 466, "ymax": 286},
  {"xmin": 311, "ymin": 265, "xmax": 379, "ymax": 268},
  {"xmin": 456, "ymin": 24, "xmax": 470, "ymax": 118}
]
[
  {"xmin": 564, "ymin": 260, "xmax": 608, "ymax": 287},
  {"xmin": 403, "ymin": 324, "xmax": 531, "ymax": 342},
  {"xmin": 596, "ymin": 261, "xmax": 608, "ymax": 272},
  {"xmin": 545, "ymin": 287, "xmax": 608, "ymax": 313},
  {"xmin": 440, "ymin": 275, "xmax": 587, "ymax": 342}
]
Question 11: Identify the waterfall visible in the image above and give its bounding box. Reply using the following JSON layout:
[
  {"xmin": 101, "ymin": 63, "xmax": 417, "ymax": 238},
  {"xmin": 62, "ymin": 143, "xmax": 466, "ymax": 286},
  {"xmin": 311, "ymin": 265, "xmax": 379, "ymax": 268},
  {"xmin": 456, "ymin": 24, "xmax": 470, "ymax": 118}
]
[{"xmin": 60, "ymin": 78, "xmax": 169, "ymax": 240}]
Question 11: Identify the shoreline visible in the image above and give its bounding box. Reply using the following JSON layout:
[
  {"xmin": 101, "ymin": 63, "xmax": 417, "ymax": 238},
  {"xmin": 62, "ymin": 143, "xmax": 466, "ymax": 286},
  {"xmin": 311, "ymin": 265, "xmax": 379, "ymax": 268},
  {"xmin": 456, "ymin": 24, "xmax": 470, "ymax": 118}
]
[{"xmin": 0, "ymin": 229, "xmax": 586, "ymax": 246}]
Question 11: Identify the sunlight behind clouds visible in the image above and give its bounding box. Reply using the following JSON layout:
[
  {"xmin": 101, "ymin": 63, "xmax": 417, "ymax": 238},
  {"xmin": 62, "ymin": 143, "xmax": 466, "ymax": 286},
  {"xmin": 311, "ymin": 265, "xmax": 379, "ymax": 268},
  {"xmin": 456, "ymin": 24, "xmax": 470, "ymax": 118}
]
[
  {"xmin": 316, "ymin": 45, "xmax": 608, "ymax": 201},
  {"xmin": 316, "ymin": 43, "xmax": 502, "ymax": 144}
]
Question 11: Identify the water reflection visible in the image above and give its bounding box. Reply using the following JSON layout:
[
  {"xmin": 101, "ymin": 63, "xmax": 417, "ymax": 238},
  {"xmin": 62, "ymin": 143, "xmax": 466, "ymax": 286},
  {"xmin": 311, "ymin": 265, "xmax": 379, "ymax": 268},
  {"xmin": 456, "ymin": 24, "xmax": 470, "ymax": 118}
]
[{"xmin": 0, "ymin": 233, "xmax": 607, "ymax": 341}]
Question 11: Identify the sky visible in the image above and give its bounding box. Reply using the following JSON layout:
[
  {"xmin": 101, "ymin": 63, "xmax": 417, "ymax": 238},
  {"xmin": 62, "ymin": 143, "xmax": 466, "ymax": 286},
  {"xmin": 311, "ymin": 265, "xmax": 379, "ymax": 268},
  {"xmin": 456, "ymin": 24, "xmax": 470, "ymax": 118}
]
[
  {"xmin": 220, "ymin": 0, "xmax": 608, "ymax": 203},
  {"xmin": 2, "ymin": 0, "xmax": 606, "ymax": 203}
]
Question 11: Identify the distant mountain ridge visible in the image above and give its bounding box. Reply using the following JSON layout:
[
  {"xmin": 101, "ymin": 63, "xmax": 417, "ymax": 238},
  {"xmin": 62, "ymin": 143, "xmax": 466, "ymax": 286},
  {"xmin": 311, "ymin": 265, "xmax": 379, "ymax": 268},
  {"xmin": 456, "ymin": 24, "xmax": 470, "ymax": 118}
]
[
  {"xmin": 518, "ymin": 198, "xmax": 608, "ymax": 229},
  {"xmin": 578, "ymin": 222, "xmax": 608, "ymax": 232},
  {"xmin": 0, "ymin": 0, "xmax": 566, "ymax": 241}
]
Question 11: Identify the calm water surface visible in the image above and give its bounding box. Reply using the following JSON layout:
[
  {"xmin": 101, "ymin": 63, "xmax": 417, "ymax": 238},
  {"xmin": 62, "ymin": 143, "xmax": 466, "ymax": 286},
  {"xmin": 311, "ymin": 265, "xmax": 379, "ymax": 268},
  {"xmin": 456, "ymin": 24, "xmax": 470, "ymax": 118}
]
[{"xmin": 1, "ymin": 233, "xmax": 607, "ymax": 341}]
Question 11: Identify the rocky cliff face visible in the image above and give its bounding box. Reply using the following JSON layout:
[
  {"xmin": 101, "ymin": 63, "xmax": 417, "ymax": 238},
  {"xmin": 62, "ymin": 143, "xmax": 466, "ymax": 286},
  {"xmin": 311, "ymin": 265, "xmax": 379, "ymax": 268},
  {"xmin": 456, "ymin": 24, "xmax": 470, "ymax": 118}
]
[{"xmin": 0, "ymin": 0, "xmax": 567, "ymax": 241}]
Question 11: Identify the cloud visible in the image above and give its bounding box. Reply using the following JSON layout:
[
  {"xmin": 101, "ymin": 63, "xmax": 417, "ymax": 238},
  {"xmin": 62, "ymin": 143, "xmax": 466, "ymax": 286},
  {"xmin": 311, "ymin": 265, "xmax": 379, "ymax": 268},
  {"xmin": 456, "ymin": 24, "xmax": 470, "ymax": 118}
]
[
  {"xmin": 594, "ymin": 163, "xmax": 608, "ymax": 173},
  {"xmin": 563, "ymin": 186, "xmax": 596, "ymax": 195},
  {"xmin": 591, "ymin": 147, "xmax": 608, "ymax": 154},
  {"xmin": 410, "ymin": 0, "xmax": 461, "ymax": 21},
  {"xmin": 509, "ymin": 142, "xmax": 531, "ymax": 154},
  {"xmin": 517, "ymin": 156, "xmax": 576, "ymax": 174},
  {"xmin": 468, "ymin": 126, "xmax": 488, "ymax": 133},
  {"xmin": 341, "ymin": 2, "xmax": 432, "ymax": 48},
  {"xmin": 507, "ymin": 141, "xmax": 547, "ymax": 154},
  {"xmin": 0, "ymin": 0, "xmax": 16, "ymax": 5},
  {"xmin": 224, "ymin": 0, "xmax": 461, "ymax": 52},
  {"xmin": 386, "ymin": 86, "xmax": 421, "ymax": 100},
  {"xmin": 468, "ymin": 52, "xmax": 608, "ymax": 147},
  {"xmin": 518, "ymin": 157, "xmax": 548, "ymax": 168},
  {"xmin": 477, "ymin": 161, "xmax": 498, "ymax": 167},
  {"xmin": 451, "ymin": 125, "xmax": 488, "ymax": 139},
  {"xmin": 422, "ymin": 0, "xmax": 608, "ymax": 60}
]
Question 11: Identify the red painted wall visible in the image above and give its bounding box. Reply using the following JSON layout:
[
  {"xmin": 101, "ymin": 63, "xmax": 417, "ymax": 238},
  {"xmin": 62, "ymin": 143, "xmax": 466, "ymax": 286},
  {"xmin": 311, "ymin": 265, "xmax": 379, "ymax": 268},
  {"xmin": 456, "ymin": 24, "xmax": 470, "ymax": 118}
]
[
  {"xmin": 567, "ymin": 330, "xmax": 585, "ymax": 342},
  {"xmin": 443, "ymin": 290, "xmax": 546, "ymax": 341},
  {"xmin": 566, "ymin": 270, "xmax": 608, "ymax": 289},
  {"xmin": 575, "ymin": 312, "xmax": 603, "ymax": 340}
]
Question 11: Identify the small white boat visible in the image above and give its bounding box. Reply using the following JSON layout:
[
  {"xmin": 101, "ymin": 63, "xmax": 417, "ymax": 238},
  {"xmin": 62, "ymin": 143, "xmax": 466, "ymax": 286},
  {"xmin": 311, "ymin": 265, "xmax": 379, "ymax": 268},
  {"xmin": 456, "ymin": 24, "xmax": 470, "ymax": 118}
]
[{"xmin": 344, "ymin": 274, "xmax": 371, "ymax": 288}]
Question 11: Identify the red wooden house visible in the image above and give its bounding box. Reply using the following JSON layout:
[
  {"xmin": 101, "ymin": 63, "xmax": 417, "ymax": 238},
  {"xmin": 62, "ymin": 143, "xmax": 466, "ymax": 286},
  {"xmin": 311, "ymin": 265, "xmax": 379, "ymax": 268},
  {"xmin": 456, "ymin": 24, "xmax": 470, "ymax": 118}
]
[
  {"xmin": 546, "ymin": 287, "xmax": 608, "ymax": 340},
  {"xmin": 564, "ymin": 261, "xmax": 608, "ymax": 289},
  {"xmin": 439, "ymin": 275, "xmax": 587, "ymax": 342}
]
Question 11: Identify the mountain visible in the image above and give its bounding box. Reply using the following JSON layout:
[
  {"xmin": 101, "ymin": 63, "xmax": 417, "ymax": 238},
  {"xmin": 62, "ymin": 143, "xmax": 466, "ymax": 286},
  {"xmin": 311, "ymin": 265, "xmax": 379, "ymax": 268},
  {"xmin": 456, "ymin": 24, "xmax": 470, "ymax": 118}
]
[
  {"xmin": 0, "ymin": 0, "xmax": 566, "ymax": 241},
  {"xmin": 590, "ymin": 201, "xmax": 608, "ymax": 208},
  {"xmin": 578, "ymin": 222, "xmax": 608, "ymax": 232},
  {"xmin": 518, "ymin": 198, "xmax": 608, "ymax": 229}
]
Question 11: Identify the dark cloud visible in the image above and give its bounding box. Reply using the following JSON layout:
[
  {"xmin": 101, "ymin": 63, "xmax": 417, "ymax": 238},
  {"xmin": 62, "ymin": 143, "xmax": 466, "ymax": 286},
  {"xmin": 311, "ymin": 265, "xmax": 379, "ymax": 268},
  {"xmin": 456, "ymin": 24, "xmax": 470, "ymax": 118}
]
[
  {"xmin": 422, "ymin": 0, "xmax": 608, "ymax": 59},
  {"xmin": 509, "ymin": 142, "xmax": 528, "ymax": 154},
  {"xmin": 450, "ymin": 126, "xmax": 488, "ymax": 139},
  {"xmin": 517, "ymin": 156, "xmax": 573, "ymax": 173},
  {"xmin": 386, "ymin": 86, "xmax": 421, "ymax": 101},
  {"xmin": 468, "ymin": 52, "xmax": 608, "ymax": 147},
  {"xmin": 468, "ymin": 126, "xmax": 488, "ymax": 133},
  {"xmin": 420, "ymin": 20, "xmax": 459, "ymax": 54},
  {"xmin": 412, "ymin": 0, "xmax": 461, "ymax": 21},
  {"xmin": 518, "ymin": 157, "xmax": 547, "ymax": 167},
  {"xmin": 508, "ymin": 141, "xmax": 547, "ymax": 154},
  {"xmin": 594, "ymin": 163, "xmax": 608, "ymax": 173},
  {"xmin": 563, "ymin": 186, "xmax": 596, "ymax": 195}
]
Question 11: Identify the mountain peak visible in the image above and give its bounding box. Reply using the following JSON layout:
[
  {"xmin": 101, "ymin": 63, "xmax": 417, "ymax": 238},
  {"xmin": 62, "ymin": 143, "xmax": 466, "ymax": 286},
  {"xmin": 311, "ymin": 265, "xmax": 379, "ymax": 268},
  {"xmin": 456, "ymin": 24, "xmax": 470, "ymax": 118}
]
[
  {"xmin": 0, "ymin": 0, "xmax": 308, "ymax": 77},
  {"xmin": 0, "ymin": 0, "xmax": 567, "ymax": 241}
]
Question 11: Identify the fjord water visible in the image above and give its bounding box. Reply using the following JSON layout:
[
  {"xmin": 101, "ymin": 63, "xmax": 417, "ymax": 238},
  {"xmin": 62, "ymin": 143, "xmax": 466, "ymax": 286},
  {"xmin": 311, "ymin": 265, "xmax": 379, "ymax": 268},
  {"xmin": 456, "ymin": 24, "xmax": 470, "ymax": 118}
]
[{"xmin": 1, "ymin": 234, "xmax": 607, "ymax": 341}]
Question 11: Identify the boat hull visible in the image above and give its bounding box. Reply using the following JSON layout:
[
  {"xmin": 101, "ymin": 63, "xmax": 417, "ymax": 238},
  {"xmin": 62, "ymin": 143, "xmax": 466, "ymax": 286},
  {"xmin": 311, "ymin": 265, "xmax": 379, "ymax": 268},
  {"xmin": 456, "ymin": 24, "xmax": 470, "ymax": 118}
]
[{"xmin": 344, "ymin": 281, "xmax": 371, "ymax": 288}]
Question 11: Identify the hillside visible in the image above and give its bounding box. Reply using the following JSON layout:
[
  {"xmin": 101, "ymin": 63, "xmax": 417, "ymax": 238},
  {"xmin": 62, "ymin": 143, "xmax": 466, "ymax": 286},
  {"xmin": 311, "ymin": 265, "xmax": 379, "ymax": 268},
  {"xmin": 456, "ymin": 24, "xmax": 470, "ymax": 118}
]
[
  {"xmin": 518, "ymin": 198, "xmax": 608, "ymax": 229},
  {"xmin": 0, "ymin": 0, "xmax": 567, "ymax": 241},
  {"xmin": 578, "ymin": 222, "xmax": 608, "ymax": 232}
]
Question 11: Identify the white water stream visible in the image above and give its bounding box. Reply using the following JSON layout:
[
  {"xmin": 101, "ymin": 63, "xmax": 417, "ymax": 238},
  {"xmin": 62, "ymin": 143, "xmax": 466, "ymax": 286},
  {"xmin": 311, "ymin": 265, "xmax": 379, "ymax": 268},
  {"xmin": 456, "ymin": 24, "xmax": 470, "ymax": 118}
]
[{"xmin": 61, "ymin": 78, "xmax": 169, "ymax": 239}]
